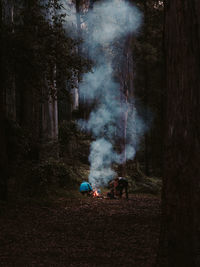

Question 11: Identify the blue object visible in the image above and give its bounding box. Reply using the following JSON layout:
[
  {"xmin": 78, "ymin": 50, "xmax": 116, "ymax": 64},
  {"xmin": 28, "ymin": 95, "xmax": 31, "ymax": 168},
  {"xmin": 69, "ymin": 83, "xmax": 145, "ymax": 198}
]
[{"xmin": 79, "ymin": 182, "xmax": 92, "ymax": 192}]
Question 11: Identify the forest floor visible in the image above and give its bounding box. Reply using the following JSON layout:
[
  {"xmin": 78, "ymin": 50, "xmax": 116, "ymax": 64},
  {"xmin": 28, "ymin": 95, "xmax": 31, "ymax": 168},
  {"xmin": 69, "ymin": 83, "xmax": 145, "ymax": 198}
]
[{"xmin": 0, "ymin": 194, "xmax": 160, "ymax": 267}]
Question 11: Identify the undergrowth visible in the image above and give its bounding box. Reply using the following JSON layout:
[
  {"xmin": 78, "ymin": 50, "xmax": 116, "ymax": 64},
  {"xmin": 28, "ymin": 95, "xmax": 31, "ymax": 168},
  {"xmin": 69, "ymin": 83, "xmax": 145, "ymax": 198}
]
[{"xmin": 8, "ymin": 120, "xmax": 162, "ymax": 201}]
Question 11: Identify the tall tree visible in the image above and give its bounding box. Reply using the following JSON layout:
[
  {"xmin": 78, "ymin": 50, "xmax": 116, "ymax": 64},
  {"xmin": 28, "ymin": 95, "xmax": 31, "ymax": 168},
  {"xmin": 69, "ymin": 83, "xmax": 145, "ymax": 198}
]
[
  {"xmin": 0, "ymin": 0, "xmax": 8, "ymax": 200},
  {"xmin": 157, "ymin": 1, "xmax": 200, "ymax": 266},
  {"xmin": 133, "ymin": 0, "xmax": 164, "ymax": 177}
]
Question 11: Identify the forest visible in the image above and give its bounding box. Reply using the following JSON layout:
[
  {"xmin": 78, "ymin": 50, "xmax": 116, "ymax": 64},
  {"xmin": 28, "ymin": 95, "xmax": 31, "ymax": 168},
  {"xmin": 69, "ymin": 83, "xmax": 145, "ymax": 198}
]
[{"xmin": 0, "ymin": 0, "xmax": 200, "ymax": 266}]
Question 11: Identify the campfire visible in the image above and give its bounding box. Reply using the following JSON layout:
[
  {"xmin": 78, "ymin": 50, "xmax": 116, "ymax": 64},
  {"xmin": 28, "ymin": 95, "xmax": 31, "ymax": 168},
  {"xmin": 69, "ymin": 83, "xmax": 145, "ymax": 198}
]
[{"xmin": 92, "ymin": 189, "xmax": 101, "ymax": 198}]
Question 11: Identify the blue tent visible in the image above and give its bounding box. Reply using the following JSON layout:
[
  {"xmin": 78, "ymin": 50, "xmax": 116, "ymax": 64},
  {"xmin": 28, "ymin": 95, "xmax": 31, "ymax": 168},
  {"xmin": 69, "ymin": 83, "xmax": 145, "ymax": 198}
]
[{"xmin": 79, "ymin": 182, "xmax": 92, "ymax": 192}]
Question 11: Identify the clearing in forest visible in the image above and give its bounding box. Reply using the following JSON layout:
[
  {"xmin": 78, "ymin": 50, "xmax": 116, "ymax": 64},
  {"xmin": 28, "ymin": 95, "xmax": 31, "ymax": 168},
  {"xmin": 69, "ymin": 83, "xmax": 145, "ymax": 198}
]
[{"xmin": 0, "ymin": 194, "xmax": 160, "ymax": 267}]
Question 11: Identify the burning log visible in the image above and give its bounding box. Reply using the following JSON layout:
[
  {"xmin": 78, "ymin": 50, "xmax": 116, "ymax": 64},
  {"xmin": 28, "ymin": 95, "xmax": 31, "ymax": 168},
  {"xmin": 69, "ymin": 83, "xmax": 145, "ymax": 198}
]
[
  {"xmin": 92, "ymin": 189, "xmax": 101, "ymax": 198},
  {"xmin": 79, "ymin": 182, "xmax": 104, "ymax": 198}
]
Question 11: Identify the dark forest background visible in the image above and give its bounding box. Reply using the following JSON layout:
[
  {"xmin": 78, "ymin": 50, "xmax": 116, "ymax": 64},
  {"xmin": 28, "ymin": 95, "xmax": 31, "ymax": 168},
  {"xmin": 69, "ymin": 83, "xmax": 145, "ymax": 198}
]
[
  {"xmin": 0, "ymin": 0, "xmax": 164, "ymax": 199},
  {"xmin": 1, "ymin": 1, "xmax": 200, "ymax": 266}
]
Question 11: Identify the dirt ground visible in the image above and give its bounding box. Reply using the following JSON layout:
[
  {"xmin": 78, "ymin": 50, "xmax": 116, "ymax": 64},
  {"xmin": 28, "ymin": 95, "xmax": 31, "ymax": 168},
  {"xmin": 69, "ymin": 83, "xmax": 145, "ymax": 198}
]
[{"xmin": 0, "ymin": 194, "xmax": 160, "ymax": 267}]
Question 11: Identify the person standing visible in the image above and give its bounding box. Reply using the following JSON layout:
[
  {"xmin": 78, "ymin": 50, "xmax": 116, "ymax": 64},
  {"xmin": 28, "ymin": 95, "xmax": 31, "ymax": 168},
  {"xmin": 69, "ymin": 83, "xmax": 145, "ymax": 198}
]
[{"xmin": 116, "ymin": 177, "xmax": 129, "ymax": 199}]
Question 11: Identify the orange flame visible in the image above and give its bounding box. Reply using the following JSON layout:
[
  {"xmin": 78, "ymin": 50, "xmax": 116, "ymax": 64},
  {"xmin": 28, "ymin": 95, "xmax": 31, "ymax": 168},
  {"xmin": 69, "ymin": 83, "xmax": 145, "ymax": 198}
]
[{"xmin": 93, "ymin": 190, "xmax": 99, "ymax": 197}]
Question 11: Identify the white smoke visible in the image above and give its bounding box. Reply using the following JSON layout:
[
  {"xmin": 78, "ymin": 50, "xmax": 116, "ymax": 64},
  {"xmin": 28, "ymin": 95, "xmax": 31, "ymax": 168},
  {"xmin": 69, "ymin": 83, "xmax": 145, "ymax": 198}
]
[
  {"xmin": 85, "ymin": 0, "xmax": 142, "ymax": 45},
  {"xmin": 88, "ymin": 138, "xmax": 119, "ymax": 187},
  {"xmin": 71, "ymin": 0, "xmax": 146, "ymax": 187}
]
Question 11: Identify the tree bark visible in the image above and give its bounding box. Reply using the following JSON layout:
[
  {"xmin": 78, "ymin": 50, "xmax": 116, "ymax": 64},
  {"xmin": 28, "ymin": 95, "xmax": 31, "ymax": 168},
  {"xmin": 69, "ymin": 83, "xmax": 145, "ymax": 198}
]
[
  {"xmin": 0, "ymin": 104, "xmax": 8, "ymax": 201},
  {"xmin": 75, "ymin": 0, "xmax": 81, "ymax": 110},
  {"xmin": 144, "ymin": 0, "xmax": 150, "ymax": 176},
  {"xmin": 2, "ymin": 0, "xmax": 16, "ymax": 120},
  {"xmin": 157, "ymin": 1, "xmax": 200, "ymax": 266},
  {"xmin": 0, "ymin": 0, "xmax": 8, "ymax": 200},
  {"xmin": 118, "ymin": 35, "xmax": 134, "ymax": 175}
]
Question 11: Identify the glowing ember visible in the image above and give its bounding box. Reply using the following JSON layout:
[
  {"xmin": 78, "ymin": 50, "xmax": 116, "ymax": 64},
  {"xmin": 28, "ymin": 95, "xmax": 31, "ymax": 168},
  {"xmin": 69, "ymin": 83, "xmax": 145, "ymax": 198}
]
[{"xmin": 92, "ymin": 189, "xmax": 100, "ymax": 197}]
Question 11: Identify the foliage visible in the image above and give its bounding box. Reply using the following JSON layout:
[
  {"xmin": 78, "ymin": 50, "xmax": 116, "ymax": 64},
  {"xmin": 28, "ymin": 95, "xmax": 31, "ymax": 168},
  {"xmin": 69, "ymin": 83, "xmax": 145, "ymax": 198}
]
[
  {"xmin": 132, "ymin": 0, "xmax": 164, "ymax": 176},
  {"xmin": 1, "ymin": 0, "xmax": 164, "ymax": 200},
  {"xmin": 31, "ymin": 160, "xmax": 74, "ymax": 188},
  {"xmin": 128, "ymin": 176, "xmax": 162, "ymax": 195},
  {"xmin": 2, "ymin": 0, "xmax": 91, "ymax": 101},
  {"xmin": 125, "ymin": 160, "xmax": 162, "ymax": 195},
  {"xmin": 59, "ymin": 120, "xmax": 91, "ymax": 164},
  {"xmin": 10, "ymin": 159, "xmax": 84, "ymax": 197}
]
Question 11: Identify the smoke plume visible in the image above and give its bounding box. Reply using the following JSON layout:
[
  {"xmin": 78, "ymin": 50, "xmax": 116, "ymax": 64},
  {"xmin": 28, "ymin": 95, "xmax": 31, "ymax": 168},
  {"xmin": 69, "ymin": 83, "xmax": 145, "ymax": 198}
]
[{"xmin": 74, "ymin": 0, "xmax": 146, "ymax": 187}]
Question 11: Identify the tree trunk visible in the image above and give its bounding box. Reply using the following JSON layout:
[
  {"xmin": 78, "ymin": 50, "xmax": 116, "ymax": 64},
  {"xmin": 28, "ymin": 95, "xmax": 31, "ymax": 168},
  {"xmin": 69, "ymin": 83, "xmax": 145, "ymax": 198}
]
[
  {"xmin": 144, "ymin": 0, "xmax": 150, "ymax": 176},
  {"xmin": 2, "ymin": 0, "xmax": 16, "ymax": 120},
  {"xmin": 74, "ymin": 0, "xmax": 81, "ymax": 111},
  {"xmin": 157, "ymin": 1, "xmax": 200, "ymax": 266},
  {"xmin": 0, "ymin": 104, "xmax": 8, "ymax": 201},
  {"xmin": 40, "ymin": 69, "xmax": 59, "ymax": 160},
  {"xmin": 0, "ymin": 0, "xmax": 8, "ymax": 200},
  {"xmin": 118, "ymin": 35, "xmax": 134, "ymax": 175}
]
